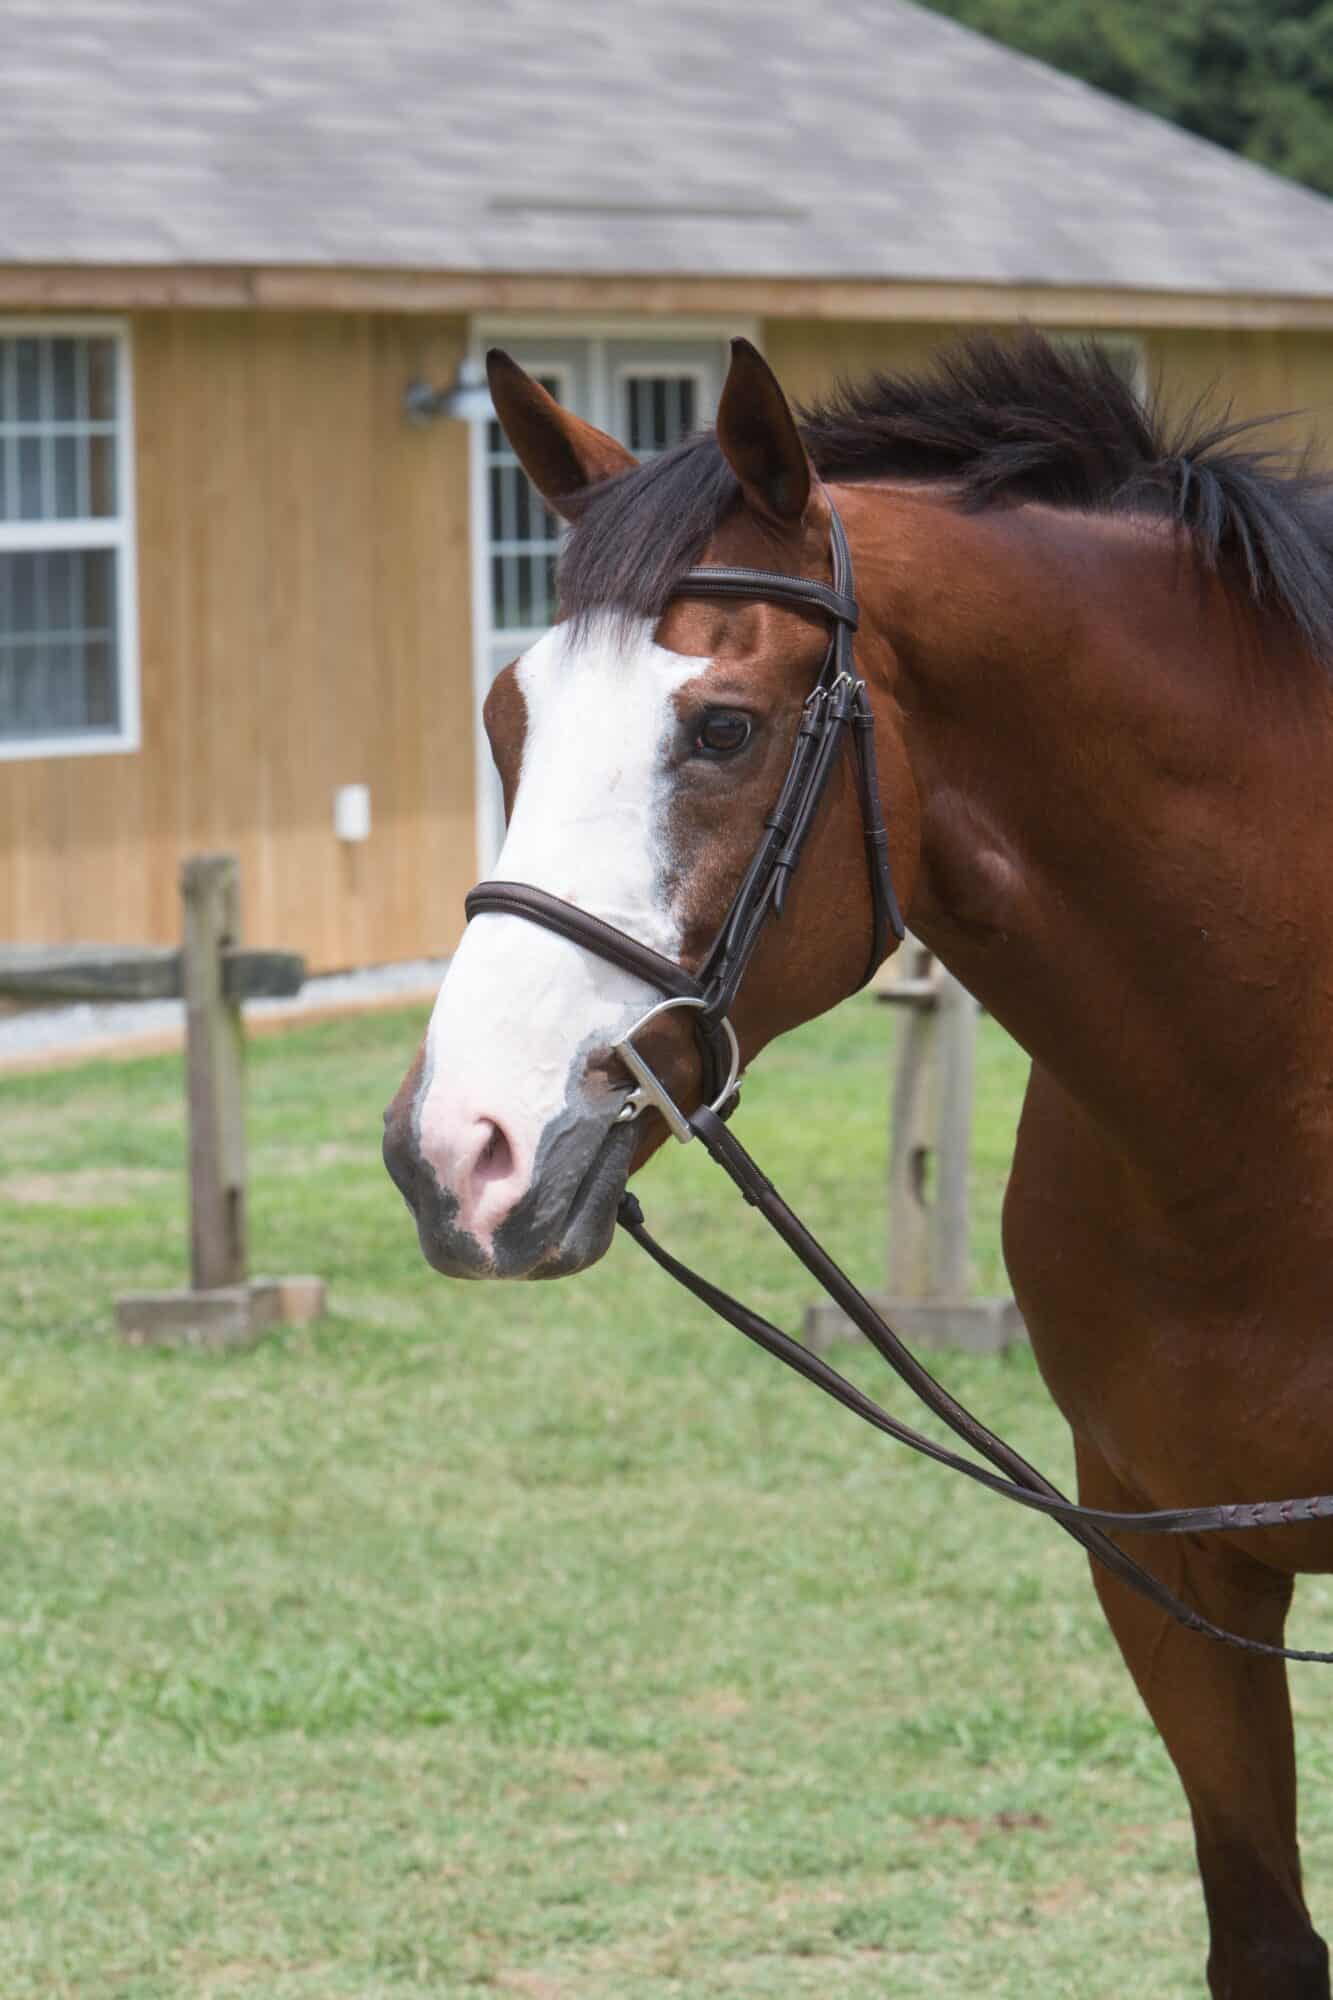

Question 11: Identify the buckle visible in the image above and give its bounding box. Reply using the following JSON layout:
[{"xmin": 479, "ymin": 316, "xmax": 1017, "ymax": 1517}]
[{"xmin": 612, "ymin": 995, "xmax": 742, "ymax": 1144}]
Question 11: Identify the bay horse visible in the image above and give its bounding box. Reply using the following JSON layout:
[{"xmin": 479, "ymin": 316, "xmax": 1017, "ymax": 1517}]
[{"xmin": 383, "ymin": 332, "xmax": 1333, "ymax": 1996}]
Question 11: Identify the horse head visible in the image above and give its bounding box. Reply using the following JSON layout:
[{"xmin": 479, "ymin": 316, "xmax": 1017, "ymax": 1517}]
[{"xmin": 383, "ymin": 338, "xmax": 918, "ymax": 1279}]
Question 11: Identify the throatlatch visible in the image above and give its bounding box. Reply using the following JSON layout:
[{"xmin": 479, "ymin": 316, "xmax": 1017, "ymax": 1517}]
[{"xmin": 466, "ymin": 490, "xmax": 1333, "ymax": 1667}]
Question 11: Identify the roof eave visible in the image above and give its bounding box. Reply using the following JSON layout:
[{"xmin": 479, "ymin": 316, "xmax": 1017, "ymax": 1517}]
[{"xmin": 2, "ymin": 263, "xmax": 1332, "ymax": 331}]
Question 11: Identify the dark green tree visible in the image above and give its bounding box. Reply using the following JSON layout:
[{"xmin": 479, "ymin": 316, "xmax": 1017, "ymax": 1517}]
[{"xmin": 920, "ymin": 0, "xmax": 1333, "ymax": 195}]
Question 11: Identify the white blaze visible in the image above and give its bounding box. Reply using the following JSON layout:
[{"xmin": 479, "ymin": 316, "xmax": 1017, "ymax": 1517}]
[{"xmin": 415, "ymin": 616, "xmax": 706, "ymax": 1238}]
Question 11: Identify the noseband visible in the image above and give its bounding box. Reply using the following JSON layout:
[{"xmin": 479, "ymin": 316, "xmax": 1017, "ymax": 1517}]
[
  {"xmin": 467, "ymin": 497, "xmax": 904, "ymax": 1138},
  {"xmin": 463, "ymin": 494, "xmax": 1333, "ymax": 1667}
]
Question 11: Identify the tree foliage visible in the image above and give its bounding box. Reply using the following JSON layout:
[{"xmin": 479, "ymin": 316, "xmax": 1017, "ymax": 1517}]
[{"xmin": 921, "ymin": 0, "xmax": 1333, "ymax": 196}]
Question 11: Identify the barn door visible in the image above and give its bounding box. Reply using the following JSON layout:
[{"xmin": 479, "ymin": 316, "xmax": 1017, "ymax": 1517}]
[{"xmin": 473, "ymin": 333, "xmax": 730, "ymax": 869}]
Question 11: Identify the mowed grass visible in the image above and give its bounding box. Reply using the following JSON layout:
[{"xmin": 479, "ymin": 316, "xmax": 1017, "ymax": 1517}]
[{"xmin": 3, "ymin": 999, "xmax": 1332, "ymax": 1999}]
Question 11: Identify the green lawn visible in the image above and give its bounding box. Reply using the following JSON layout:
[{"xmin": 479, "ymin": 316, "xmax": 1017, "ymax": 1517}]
[{"xmin": 2, "ymin": 999, "xmax": 1331, "ymax": 1998}]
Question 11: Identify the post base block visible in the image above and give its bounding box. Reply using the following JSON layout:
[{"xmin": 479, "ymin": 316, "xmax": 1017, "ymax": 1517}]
[
  {"xmin": 804, "ymin": 1294, "xmax": 1026, "ymax": 1356},
  {"xmin": 115, "ymin": 1276, "xmax": 327, "ymax": 1350}
]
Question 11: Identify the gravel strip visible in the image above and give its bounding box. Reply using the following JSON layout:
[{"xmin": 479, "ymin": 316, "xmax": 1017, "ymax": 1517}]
[{"xmin": 0, "ymin": 957, "xmax": 448, "ymax": 1064}]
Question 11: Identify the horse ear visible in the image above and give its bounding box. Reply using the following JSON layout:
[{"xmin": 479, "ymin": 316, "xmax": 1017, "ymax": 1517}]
[
  {"xmin": 486, "ymin": 350, "xmax": 638, "ymax": 518},
  {"xmin": 715, "ymin": 337, "xmax": 812, "ymax": 525}
]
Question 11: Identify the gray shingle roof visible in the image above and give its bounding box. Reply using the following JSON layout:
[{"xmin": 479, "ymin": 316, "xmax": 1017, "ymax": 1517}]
[{"xmin": 4, "ymin": 0, "xmax": 1332, "ymax": 295}]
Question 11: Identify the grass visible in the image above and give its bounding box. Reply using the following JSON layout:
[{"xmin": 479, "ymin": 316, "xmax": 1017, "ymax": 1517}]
[{"xmin": 2, "ymin": 997, "xmax": 1331, "ymax": 1997}]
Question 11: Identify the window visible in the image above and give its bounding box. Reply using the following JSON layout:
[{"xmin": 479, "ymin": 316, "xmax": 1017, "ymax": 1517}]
[
  {"xmin": 471, "ymin": 328, "xmax": 737, "ymax": 865},
  {"xmin": 0, "ymin": 322, "xmax": 138, "ymax": 758}
]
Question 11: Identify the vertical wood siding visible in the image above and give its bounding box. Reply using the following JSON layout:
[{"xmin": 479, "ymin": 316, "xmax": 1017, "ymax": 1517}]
[
  {"xmin": 1146, "ymin": 327, "xmax": 1333, "ymax": 463},
  {"xmin": 0, "ymin": 309, "xmax": 474, "ymax": 969}
]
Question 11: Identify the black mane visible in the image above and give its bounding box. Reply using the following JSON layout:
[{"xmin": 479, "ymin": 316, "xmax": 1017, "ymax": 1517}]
[{"xmin": 558, "ymin": 332, "xmax": 1333, "ymax": 661}]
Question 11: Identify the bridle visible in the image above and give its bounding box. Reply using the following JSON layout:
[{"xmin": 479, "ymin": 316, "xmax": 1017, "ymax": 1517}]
[
  {"xmin": 465, "ymin": 492, "xmax": 1333, "ymax": 1666},
  {"xmin": 468, "ymin": 500, "xmax": 902, "ymax": 1139}
]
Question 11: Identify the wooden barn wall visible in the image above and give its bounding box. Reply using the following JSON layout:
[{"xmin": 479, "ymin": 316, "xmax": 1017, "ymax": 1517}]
[
  {"xmin": 1145, "ymin": 328, "xmax": 1333, "ymax": 463},
  {"xmin": 0, "ymin": 309, "xmax": 475, "ymax": 970}
]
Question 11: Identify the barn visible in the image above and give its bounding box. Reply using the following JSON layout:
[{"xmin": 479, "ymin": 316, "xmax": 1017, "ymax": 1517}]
[{"xmin": 3, "ymin": 0, "xmax": 1332, "ymax": 970}]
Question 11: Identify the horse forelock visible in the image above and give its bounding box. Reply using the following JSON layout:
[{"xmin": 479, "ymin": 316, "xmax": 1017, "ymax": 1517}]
[{"xmin": 559, "ymin": 435, "xmax": 741, "ymax": 638}]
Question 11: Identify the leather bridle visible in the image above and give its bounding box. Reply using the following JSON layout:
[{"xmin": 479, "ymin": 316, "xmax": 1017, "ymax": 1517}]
[
  {"xmin": 468, "ymin": 500, "xmax": 902, "ymax": 1137},
  {"xmin": 465, "ymin": 492, "xmax": 1333, "ymax": 1666}
]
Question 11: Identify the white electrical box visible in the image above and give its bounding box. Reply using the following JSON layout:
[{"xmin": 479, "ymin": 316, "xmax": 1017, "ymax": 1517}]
[{"xmin": 334, "ymin": 783, "xmax": 372, "ymax": 843}]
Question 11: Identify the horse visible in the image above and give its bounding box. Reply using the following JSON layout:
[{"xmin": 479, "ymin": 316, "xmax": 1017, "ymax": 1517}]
[{"xmin": 383, "ymin": 330, "xmax": 1333, "ymax": 1997}]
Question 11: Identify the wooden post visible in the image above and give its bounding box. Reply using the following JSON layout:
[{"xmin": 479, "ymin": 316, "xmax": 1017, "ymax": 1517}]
[
  {"xmin": 886, "ymin": 938, "xmax": 937, "ymax": 1297},
  {"xmin": 927, "ymin": 966, "xmax": 978, "ymax": 1300},
  {"xmin": 805, "ymin": 939, "xmax": 1023, "ymax": 1354},
  {"xmin": 0, "ymin": 865, "xmax": 323, "ymax": 1349},
  {"xmin": 182, "ymin": 855, "xmax": 248, "ymax": 1290}
]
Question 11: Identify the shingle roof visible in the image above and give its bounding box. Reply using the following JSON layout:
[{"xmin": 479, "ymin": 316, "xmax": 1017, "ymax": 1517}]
[{"xmin": 4, "ymin": 0, "xmax": 1332, "ymax": 295}]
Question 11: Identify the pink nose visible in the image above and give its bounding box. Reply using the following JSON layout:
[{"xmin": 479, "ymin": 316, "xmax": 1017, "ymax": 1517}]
[{"xmin": 420, "ymin": 1113, "xmax": 529, "ymax": 1245}]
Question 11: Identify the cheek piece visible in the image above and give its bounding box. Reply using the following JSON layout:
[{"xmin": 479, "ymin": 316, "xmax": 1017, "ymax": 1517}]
[{"xmin": 463, "ymin": 491, "xmax": 1333, "ymax": 1669}]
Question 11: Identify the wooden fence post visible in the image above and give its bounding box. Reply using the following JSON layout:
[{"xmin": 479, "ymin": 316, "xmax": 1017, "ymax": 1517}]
[
  {"xmin": 0, "ymin": 861, "xmax": 324, "ymax": 1348},
  {"xmin": 886, "ymin": 937, "xmax": 937, "ymax": 1298},
  {"xmin": 805, "ymin": 939, "xmax": 1023, "ymax": 1353},
  {"xmin": 182, "ymin": 855, "xmax": 248, "ymax": 1291},
  {"xmin": 928, "ymin": 965, "xmax": 978, "ymax": 1301}
]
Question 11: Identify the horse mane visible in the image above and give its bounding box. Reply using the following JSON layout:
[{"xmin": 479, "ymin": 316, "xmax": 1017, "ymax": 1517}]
[{"xmin": 558, "ymin": 331, "xmax": 1333, "ymax": 663}]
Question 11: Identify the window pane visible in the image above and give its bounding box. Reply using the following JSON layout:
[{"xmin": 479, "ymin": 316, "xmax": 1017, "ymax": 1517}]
[
  {"xmin": 0, "ymin": 547, "xmax": 120, "ymax": 740},
  {"xmin": 514, "ymin": 470, "xmax": 533, "ymax": 542},
  {"xmin": 86, "ymin": 338, "xmax": 117, "ymax": 423},
  {"xmin": 51, "ymin": 339, "xmax": 78, "ymax": 421},
  {"xmin": 9, "ymin": 549, "xmax": 34, "ymax": 629},
  {"xmin": 84, "ymin": 543, "xmax": 115, "ymax": 633},
  {"xmin": 17, "ymin": 436, "xmax": 41, "ymax": 517},
  {"xmin": 14, "ymin": 339, "xmax": 40, "ymax": 422},
  {"xmin": 52, "ymin": 435, "xmax": 78, "ymax": 518},
  {"xmin": 84, "ymin": 638, "xmax": 117, "ymax": 727},
  {"xmin": 622, "ymin": 374, "xmax": 696, "ymax": 457},
  {"xmin": 491, "ymin": 553, "xmax": 519, "ymax": 630},
  {"xmin": 523, "ymin": 552, "xmax": 557, "ymax": 628},
  {"xmin": 89, "ymin": 432, "xmax": 117, "ymax": 517},
  {"xmin": 45, "ymin": 547, "xmax": 74, "ymax": 627}
]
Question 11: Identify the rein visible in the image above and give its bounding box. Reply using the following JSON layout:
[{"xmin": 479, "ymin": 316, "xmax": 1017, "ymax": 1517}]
[{"xmin": 466, "ymin": 494, "xmax": 1333, "ymax": 1666}]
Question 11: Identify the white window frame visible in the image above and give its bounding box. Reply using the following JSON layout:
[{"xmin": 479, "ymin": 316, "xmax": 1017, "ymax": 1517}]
[
  {"xmin": 0, "ymin": 316, "xmax": 140, "ymax": 762},
  {"xmin": 467, "ymin": 316, "xmax": 759, "ymax": 871}
]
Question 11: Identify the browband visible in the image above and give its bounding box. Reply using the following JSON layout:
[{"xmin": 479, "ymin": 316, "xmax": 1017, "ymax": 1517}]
[{"xmin": 672, "ymin": 566, "xmax": 859, "ymax": 629}]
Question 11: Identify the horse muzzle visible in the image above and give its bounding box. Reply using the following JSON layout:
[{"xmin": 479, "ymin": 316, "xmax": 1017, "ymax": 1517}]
[{"xmin": 382, "ymin": 1088, "xmax": 636, "ymax": 1280}]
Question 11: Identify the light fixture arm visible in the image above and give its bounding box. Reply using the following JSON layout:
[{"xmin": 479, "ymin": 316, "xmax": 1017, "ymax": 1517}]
[{"xmin": 402, "ymin": 355, "xmax": 495, "ymax": 425}]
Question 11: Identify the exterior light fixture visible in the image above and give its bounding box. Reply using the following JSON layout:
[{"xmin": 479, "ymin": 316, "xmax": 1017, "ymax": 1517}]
[{"xmin": 403, "ymin": 355, "xmax": 495, "ymax": 425}]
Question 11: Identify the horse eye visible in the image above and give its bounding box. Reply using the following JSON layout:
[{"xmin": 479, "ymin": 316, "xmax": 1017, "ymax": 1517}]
[{"xmin": 694, "ymin": 710, "xmax": 752, "ymax": 759}]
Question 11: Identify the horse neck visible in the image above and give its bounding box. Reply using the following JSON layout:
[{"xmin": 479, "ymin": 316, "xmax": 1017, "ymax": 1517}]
[{"xmin": 845, "ymin": 484, "xmax": 1333, "ymax": 1191}]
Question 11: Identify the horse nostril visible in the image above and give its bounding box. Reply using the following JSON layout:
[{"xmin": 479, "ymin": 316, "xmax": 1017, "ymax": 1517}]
[{"xmin": 472, "ymin": 1119, "xmax": 515, "ymax": 1190}]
